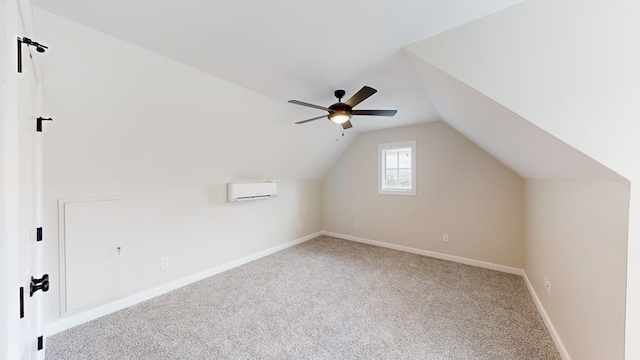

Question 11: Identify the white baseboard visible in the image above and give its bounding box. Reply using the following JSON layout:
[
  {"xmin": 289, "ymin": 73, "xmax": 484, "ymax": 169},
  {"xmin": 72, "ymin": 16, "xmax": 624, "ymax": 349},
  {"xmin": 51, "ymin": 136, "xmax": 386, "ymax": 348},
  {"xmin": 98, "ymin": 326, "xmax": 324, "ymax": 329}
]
[
  {"xmin": 522, "ymin": 271, "xmax": 571, "ymax": 360},
  {"xmin": 322, "ymin": 231, "xmax": 522, "ymax": 275},
  {"xmin": 323, "ymin": 231, "xmax": 570, "ymax": 358},
  {"xmin": 46, "ymin": 230, "xmax": 569, "ymax": 360},
  {"xmin": 45, "ymin": 231, "xmax": 322, "ymax": 336}
]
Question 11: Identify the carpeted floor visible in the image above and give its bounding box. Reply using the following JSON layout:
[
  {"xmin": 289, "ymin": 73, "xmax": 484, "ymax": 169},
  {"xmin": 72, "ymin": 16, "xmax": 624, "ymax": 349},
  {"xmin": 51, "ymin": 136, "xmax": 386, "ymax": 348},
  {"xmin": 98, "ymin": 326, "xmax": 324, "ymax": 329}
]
[{"xmin": 46, "ymin": 236, "xmax": 561, "ymax": 359}]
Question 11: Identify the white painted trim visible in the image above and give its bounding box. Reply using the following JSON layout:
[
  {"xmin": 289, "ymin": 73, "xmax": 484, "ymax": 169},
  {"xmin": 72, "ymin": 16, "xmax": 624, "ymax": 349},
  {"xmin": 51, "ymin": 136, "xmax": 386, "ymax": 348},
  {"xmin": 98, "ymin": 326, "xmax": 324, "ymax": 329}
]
[
  {"xmin": 322, "ymin": 231, "xmax": 522, "ymax": 275},
  {"xmin": 45, "ymin": 231, "xmax": 322, "ymax": 336},
  {"xmin": 323, "ymin": 231, "xmax": 569, "ymax": 357},
  {"xmin": 1, "ymin": 2, "xmax": 24, "ymax": 358},
  {"xmin": 522, "ymin": 271, "xmax": 571, "ymax": 360},
  {"xmin": 46, "ymin": 229, "xmax": 569, "ymax": 360},
  {"xmin": 378, "ymin": 140, "xmax": 417, "ymax": 196}
]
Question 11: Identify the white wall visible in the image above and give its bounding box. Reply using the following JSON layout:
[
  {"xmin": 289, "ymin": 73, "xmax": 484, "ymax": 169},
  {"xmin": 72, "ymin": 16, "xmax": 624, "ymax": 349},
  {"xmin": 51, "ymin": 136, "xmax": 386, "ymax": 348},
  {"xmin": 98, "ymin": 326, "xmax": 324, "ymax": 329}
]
[
  {"xmin": 32, "ymin": 4, "xmax": 638, "ymax": 359},
  {"xmin": 524, "ymin": 180, "xmax": 628, "ymax": 360},
  {"xmin": 34, "ymin": 10, "xmax": 355, "ymax": 183},
  {"xmin": 406, "ymin": 1, "xmax": 640, "ymax": 357},
  {"xmin": 323, "ymin": 122, "xmax": 525, "ymax": 268},
  {"xmin": 402, "ymin": 53, "xmax": 631, "ymax": 358},
  {"xmin": 44, "ymin": 180, "xmax": 322, "ymax": 326},
  {"xmin": 34, "ymin": 9, "xmax": 325, "ymax": 330}
]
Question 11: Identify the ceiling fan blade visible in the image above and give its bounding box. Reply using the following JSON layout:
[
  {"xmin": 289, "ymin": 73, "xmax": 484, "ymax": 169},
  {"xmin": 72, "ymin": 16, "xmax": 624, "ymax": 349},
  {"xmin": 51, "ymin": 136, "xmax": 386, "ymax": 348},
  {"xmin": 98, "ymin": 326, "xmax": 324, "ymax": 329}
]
[
  {"xmin": 288, "ymin": 100, "xmax": 331, "ymax": 112},
  {"xmin": 341, "ymin": 120, "xmax": 353, "ymax": 130},
  {"xmin": 351, "ymin": 109, "xmax": 398, "ymax": 116},
  {"xmin": 294, "ymin": 114, "xmax": 327, "ymax": 124},
  {"xmin": 345, "ymin": 86, "xmax": 377, "ymax": 107}
]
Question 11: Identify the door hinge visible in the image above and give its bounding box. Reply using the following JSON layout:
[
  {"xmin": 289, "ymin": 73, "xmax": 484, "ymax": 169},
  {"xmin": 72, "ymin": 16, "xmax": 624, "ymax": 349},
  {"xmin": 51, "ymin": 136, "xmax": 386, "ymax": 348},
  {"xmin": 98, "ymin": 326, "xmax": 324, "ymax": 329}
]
[
  {"xmin": 19, "ymin": 287, "xmax": 25, "ymax": 318},
  {"xmin": 36, "ymin": 227, "xmax": 43, "ymax": 242},
  {"xmin": 17, "ymin": 37, "xmax": 48, "ymax": 73},
  {"xmin": 17, "ymin": 38, "xmax": 22, "ymax": 73},
  {"xmin": 36, "ymin": 117, "xmax": 53, "ymax": 132},
  {"xmin": 37, "ymin": 336, "xmax": 44, "ymax": 351}
]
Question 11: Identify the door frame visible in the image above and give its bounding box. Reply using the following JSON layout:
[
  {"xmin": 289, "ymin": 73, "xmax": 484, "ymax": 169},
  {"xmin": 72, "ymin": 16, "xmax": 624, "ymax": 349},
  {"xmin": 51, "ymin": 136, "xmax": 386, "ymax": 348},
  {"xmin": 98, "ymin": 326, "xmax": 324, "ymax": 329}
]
[
  {"xmin": 1, "ymin": 0, "xmax": 25, "ymax": 357},
  {"xmin": 1, "ymin": 0, "xmax": 45, "ymax": 358}
]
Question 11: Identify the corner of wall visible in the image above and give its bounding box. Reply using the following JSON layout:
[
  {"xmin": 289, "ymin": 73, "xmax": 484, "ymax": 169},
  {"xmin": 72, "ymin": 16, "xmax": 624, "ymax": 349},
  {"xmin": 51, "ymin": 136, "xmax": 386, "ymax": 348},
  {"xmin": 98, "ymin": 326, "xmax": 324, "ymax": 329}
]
[{"xmin": 521, "ymin": 270, "xmax": 572, "ymax": 360}]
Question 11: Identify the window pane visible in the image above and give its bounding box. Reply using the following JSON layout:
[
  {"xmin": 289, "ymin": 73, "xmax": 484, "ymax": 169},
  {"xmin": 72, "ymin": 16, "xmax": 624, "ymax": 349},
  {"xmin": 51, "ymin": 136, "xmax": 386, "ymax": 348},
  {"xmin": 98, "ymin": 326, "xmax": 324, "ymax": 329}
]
[
  {"xmin": 398, "ymin": 148, "xmax": 411, "ymax": 168},
  {"xmin": 385, "ymin": 149, "xmax": 398, "ymax": 169},
  {"xmin": 380, "ymin": 142, "xmax": 415, "ymax": 195},
  {"xmin": 382, "ymin": 146, "xmax": 412, "ymax": 190},
  {"xmin": 398, "ymin": 168, "xmax": 411, "ymax": 188}
]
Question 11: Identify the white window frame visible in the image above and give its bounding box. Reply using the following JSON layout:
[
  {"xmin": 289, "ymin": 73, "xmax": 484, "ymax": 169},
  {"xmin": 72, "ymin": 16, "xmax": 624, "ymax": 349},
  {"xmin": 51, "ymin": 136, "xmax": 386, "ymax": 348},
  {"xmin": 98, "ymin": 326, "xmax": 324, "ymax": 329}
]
[{"xmin": 378, "ymin": 140, "xmax": 416, "ymax": 196}]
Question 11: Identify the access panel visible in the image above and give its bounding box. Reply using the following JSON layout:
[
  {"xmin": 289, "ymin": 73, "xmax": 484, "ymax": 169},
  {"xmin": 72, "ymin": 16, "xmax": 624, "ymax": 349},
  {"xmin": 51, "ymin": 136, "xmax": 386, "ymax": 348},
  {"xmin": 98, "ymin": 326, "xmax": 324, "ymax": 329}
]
[{"xmin": 59, "ymin": 198, "xmax": 123, "ymax": 314}]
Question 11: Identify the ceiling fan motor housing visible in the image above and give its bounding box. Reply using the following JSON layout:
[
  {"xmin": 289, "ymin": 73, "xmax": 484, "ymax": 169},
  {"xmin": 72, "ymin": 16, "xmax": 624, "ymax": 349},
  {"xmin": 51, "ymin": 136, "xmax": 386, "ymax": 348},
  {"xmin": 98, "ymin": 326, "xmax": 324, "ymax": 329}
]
[{"xmin": 328, "ymin": 102, "xmax": 352, "ymax": 113}]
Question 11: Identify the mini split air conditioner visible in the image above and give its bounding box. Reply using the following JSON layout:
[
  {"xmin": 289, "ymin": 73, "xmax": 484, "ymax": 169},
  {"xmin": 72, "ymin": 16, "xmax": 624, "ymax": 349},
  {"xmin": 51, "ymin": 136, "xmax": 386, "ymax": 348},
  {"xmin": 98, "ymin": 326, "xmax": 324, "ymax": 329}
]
[{"xmin": 227, "ymin": 181, "xmax": 277, "ymax": 202}]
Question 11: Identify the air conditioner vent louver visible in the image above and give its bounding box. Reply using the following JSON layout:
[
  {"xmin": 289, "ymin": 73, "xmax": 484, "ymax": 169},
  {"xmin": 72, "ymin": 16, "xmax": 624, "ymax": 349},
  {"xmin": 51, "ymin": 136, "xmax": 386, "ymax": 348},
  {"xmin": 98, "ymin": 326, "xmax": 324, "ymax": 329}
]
[{"xmin": 227, "ymin": 182, "xmax": 277, "ymax": 202}]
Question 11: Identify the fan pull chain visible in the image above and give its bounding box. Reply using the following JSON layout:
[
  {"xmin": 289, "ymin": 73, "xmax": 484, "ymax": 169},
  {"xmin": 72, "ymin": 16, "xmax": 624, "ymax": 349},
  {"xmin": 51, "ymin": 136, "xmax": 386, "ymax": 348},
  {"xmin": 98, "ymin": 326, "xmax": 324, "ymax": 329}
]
[{"xmin": 336, "ymin": 131, "xmax": 345, "ymax": 142}]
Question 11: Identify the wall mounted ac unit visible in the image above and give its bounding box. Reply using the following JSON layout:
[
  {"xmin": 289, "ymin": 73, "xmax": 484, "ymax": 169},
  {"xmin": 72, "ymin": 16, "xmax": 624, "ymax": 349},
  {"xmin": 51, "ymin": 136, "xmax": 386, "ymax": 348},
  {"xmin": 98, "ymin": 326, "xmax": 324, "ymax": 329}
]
[{"xmin": 227, "ymin": 181, "xmax": 277, "ymax": 202}]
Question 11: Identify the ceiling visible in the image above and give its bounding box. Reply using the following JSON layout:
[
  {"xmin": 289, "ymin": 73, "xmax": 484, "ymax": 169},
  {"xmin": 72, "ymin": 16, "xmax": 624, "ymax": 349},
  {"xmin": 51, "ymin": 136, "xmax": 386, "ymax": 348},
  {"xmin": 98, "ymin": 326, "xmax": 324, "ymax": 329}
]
[{"xmin": 32, "ymin": 0, "xmax": 522, "ymax": 134}]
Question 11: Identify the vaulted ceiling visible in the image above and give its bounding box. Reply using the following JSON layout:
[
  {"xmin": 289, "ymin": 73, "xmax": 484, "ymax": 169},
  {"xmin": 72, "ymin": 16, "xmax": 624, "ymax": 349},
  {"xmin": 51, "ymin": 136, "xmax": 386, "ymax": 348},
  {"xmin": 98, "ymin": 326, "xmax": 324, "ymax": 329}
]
[
  {"xmin": 33, "ymin": 0, "xmax": 628, "ymax": 182},
  {"xmin": 32, "ymin": 0, "xmax": 522, "ymax": 133}
]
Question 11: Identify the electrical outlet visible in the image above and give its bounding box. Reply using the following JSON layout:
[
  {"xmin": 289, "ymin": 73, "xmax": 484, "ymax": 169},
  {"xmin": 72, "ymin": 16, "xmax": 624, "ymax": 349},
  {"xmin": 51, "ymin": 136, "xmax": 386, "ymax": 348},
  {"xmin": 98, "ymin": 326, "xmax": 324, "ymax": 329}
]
[
  {"xmin": 355, "ymin": 221, "xmax": 359, "ymax": 228},
  {"xmin": 297, "ymin": 222, "xmax": 301, "ymax": 229},
  {"xmin": 443, "ymin": 234, "xmax": 449, "ymax": 242},
  {"xmin": 160, "ymin": 257, "xmax": 169, "ymax": 269},
  {"xmin": 544, "ymin": 276, "xmax": 551, "ymax": 295}
]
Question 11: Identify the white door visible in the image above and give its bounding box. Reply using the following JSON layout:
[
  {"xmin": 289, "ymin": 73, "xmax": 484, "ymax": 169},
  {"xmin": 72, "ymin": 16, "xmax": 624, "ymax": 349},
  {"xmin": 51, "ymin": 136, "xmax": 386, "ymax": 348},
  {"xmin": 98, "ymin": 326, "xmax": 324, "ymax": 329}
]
[{"xmin": 17, "ymin": 0, "xmax": 46, "ymax": 358}]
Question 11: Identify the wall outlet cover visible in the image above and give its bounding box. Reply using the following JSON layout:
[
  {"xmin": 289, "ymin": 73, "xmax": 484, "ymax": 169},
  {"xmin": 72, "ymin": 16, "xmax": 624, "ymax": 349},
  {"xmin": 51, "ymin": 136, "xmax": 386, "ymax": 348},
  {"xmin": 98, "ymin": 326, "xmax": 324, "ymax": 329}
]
[{"xmin": 544, "ymin": 276, "xmax": 551, "ymax": 295}]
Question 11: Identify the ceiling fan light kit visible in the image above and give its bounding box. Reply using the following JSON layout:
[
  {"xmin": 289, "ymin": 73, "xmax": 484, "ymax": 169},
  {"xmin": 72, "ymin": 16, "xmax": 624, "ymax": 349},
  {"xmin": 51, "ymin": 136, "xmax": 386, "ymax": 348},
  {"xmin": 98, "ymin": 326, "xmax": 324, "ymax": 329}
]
[
  {"xmin": 289, "ymin": 86, "xmax": 397, "ymax": 130},
  {"xmin": 329, "ymin": 112, "xmax": 351, "ymax": 124}
]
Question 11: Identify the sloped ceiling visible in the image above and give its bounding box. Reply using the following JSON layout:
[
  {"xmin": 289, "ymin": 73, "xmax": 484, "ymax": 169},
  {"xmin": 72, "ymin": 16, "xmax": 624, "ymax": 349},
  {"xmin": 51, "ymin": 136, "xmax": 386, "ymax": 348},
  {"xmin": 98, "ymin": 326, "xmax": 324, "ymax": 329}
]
[
  {"xmin": 35, "ymin": 0, "xmax": 625, "ymax": 183},
  {"xmin": 405, "ymin": 0, "xmax": 638, "ymax": 181},
  {"xmin": 32, "ymin": 0, "xmax": 522, "ymax": 134},
  {"xmin": 404, "ymin": 50, "xmax": 624, "ymax": 181},
  {"xmin": 36, "ymin": 10, "xmax": 358, "ymax": 181}
]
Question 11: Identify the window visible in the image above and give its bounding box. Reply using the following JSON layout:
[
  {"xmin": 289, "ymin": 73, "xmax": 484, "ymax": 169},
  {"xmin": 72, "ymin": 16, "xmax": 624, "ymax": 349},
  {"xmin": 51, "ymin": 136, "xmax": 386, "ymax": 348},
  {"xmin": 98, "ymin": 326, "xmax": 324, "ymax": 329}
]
[{"xmin": 378, "ymin": 140, "xmax": 416, "ymax": 195}]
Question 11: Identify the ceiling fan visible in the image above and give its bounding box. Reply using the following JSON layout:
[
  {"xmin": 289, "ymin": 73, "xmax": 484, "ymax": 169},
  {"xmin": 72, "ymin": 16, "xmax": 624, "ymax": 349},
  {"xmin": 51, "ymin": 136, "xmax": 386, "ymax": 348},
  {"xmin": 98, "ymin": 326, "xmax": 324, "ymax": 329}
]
[{"xmin": 288, "ymin": 86, "xmax": 397, "ymax": 129}]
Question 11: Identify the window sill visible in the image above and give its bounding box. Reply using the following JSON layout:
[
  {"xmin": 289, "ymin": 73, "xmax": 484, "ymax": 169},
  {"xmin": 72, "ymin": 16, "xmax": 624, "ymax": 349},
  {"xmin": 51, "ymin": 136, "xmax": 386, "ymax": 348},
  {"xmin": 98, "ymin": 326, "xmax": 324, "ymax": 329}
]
[{"xmin": 378, "ymin": 189, "xmax": 416, "ymax": 196}]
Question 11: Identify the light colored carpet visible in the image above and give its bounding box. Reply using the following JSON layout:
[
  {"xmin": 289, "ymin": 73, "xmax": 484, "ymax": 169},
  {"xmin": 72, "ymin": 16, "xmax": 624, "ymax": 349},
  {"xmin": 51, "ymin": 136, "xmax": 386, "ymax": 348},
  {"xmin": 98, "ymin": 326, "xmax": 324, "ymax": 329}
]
[{"xmin": 46, "ymin": 236, "xmax": 561, "ymax": 359}]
